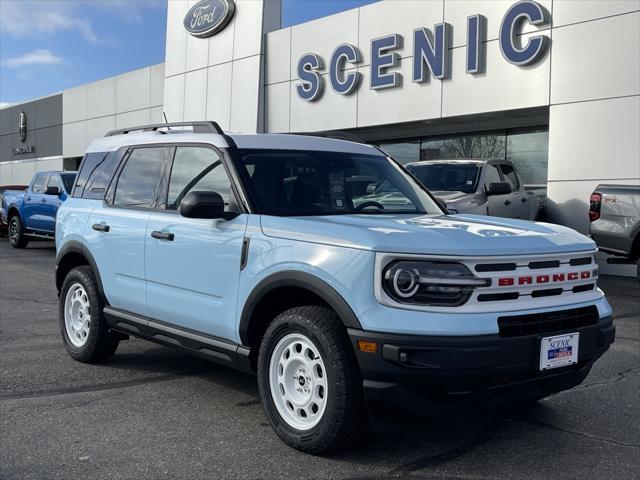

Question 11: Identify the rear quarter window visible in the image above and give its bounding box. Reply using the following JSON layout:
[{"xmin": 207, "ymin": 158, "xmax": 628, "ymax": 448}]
[{"xmin": 73, "ymin": 150, "xmax": 122, "ymax": 199}]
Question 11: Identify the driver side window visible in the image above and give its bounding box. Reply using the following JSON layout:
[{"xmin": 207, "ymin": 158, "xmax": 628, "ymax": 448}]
[
  {"xmin": 484, "ymin": 164, "xmax": 502, "ymax": 190},
  {"xmin": 167, "ymin": 147, "xmax": 231, "ymax": 211}
]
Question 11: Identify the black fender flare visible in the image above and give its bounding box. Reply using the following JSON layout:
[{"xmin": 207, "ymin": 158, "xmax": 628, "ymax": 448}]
[
  {"xmin": 56, "ymin": 240, "xmax": 108, "ymax": 303},
  {"xmin": 239, "ymin": 270, "xmax": 362, "ymax": 346}
]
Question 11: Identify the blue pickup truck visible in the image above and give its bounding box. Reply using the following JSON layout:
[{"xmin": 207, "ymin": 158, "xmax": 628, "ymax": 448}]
[{"xmin": 1, "ymin": 171, "xmax": 76, "ymax": 248}]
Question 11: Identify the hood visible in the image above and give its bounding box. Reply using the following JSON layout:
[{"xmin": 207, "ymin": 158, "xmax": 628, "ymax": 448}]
[
  {"xmin": 260, "ymin": 213, "xmax": 595, "ymax": 256},
  {"xmin": 430, "ymin": 190, "xmax": 471, "ymax": 202}
]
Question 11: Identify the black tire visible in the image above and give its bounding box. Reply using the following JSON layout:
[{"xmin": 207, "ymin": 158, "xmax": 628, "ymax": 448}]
[
  {"xmin": 8, "ymin": 215, "xmax": 29, "ymax": 248},
  {"xmin": 59, "ymin": 266, "xmax": 119, "ymax": 363},
  {"xmin": 257, "ymin": 306, "xmax": 365, "ymax": 454}
]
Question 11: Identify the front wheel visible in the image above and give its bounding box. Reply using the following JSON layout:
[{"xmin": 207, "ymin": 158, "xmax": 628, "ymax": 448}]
[
  {"xmin": 258, "ymin": 306, "xmax": 364, "ymax": 454},
  {"xmin": 8, "ymin": 216, "xmax": 29, "ymax": 248},
  {"xmin": 59, "ymin": 266, "xmax": 119, "ymax": 363}
]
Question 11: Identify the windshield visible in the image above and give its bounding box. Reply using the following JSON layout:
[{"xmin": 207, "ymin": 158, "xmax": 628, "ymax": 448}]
[
  {"xmin": 407, "ymin": 163, "xmax": 480, "ymax": 193},
  {"xmin": 60, "ymin": 173, "xmax": 77, "ymax": 193},
  {"xmin": 236, "ymin": 149, "xmax": 443, "ymax": 216}
]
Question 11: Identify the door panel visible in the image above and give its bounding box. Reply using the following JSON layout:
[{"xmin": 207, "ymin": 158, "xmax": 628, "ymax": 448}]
[
  {"xmin": 22, "ymin": 173, "xmax": 47, "ymax": 230},
  {"xmin": 484, "ymin": 164, "xmax": 511, "ymax": 218},
  {"xmin": 86, "ymin": 146, "xmax": 170, "ymax": 316},
  {"xmin": 145, "ymin": 145, "xmax": 246, "ymax": 341},
  {"xmin": 145, "ymin": 213, "xmax": 248, "ymax": 341},
  {"xmin": 87, "ymin": 206, "xmax": 150, "ymax": 316},
  {"xmin": 499, "ymin": 164, "xmax": 530, "ymax": 219},
  {"xmin": 41, "ymin": 175, "xmax": 62, "ymax": 233}
]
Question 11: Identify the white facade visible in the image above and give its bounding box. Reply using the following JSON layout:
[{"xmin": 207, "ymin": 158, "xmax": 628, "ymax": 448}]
[{"xmin": 62, "ymin": 63, "xmax": 165, "ymax": 158}]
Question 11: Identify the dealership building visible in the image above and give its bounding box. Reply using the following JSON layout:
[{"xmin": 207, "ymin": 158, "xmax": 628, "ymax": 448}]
[{"xmin": 1, "ymin": 1, "xmax": 639, "ymax": 263}]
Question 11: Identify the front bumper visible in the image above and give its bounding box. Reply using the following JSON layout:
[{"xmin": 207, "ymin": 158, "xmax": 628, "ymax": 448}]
[{"xmin": 348, "ymin": 314, "xmax": 615, "ymax": 415}]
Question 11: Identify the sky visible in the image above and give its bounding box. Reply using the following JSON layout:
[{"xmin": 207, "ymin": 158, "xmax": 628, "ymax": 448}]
[{"xmin": 0, "ymin": 0, "xmax": 379, "ymax": 106}]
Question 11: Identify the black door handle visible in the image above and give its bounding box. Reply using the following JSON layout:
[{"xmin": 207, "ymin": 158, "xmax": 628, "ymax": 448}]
[
  {"xmin": 521, "ymin": 197, "xmax": 527, "ymax": 203},
  {"xmin": 504, "ymin": 199, "xmax": 512, "ymax": 206},
  {"xmin": 26, "ymin": 196, "xmax": 31, "ymax": 201},
  {"xmin": 151, "ymin": 230, "xmax": 174, "ymax": 241},
  {"xmin": 41, "ymin": 198, "xmax": 47, "ymax": 202},
  {"xmin": 92, "ymin": 223, "xmax": 110, "ymax": 232}
]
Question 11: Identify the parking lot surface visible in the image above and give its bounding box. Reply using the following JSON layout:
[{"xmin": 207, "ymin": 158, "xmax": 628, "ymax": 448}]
[{"xmin": 1, "ymin": 240, "xmax": 638, "ymax": 480}]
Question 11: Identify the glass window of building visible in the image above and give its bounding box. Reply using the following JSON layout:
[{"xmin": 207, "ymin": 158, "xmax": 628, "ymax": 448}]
[
  {"xmin": 421, "ymin": 132, "xmax": 506, "ymax": 161},
  {"xmin": 506, "ymin": 129, "xmax": 548, "ymax": 186},
  {"xmin": 377, "ymin": 141, "xmax": 420, "ymax": 165}
]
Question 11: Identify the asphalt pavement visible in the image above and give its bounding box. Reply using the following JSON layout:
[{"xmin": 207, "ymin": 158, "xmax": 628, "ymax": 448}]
[{"xmin": 1, "ymin": 239, "xmax": 638, "ymax": 480}]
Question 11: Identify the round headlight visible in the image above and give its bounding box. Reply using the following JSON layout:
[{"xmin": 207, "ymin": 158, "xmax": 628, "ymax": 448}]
[{"xmin": 392, "ymin": 267, "xmax": 420, "ymax": 298}]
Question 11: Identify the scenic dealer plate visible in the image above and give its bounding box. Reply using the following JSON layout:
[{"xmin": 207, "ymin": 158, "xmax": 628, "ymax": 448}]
[{"xmin": 540, "ymin": 333, "xmax": 579, "ymax": 371}]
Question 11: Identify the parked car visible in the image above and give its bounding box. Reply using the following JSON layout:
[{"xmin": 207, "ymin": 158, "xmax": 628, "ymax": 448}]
[
  {"xmin": 56, "ymin": 121, "xmax": 614, "ymax": 454},
  {"xmin": 589, "ymin": 184, "xmax": 640, "ymax": 278},
  {"xmin": 1, "ymin": 171, "xmax": 76, "ymax": 248},
  {"xmin": 400, "ymin": 159, "xmax": 542, "ymax": 220},
  {"xmin": 0, "ymin": 184, "xmax": 28, "ymax": 236}
]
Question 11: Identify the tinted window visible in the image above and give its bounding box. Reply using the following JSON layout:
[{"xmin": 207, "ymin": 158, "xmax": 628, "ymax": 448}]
[
  {"xmin": 113, "ymin": 147, "xmax": 168, "ymax": 208},
  {"xmin": 237, "ymin": 149, "xmax": 443, "ymax": 216},
  {"xmin": 46, "ymin": 175, "xmax": 62, "ymax": 192},
  {"xmin": 500, "ymin": 164, "xmax": 520, "ymax": 189},
  {"xmin": 82, "ymin": 151, "xmax": 121, "ymax": 199},
  {"xmin": 31, "ymin": 174, "xmax": 47, "ymax": 193},
  {"xmin": 408, "ymin": 163, "xmax": 480, "ymax": 193},
  {"xmin": 60, "ymin": 173, "xmax": 76, "ymax": 193},
  {"xmin": 167, "ymin": 147, "xmax": 231, "ymax": 210},
  {"xmin": 484, "ymin": 164, "xmax": 502, "ymax": 189},
  {"xmin": 73, "ymin": 152, "xmax": 108, "ymax": 197}
]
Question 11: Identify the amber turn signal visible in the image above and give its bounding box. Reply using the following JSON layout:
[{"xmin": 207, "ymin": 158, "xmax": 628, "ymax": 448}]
[{"xmin": 357, "ymin": 340, "xmax": 377, "ymax": 353}]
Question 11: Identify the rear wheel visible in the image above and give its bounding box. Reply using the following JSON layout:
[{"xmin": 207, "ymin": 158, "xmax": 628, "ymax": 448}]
[
  {"xmin": 8, "ymin": 216, "xmax": 28, "ymax": 248},
  {"xmin": 59, "ymin": 266, "xmax": 119, "ymax": 363},
  {"xmin": 258, "ymin": 306, "xmax": 364, "ymax": 454}
]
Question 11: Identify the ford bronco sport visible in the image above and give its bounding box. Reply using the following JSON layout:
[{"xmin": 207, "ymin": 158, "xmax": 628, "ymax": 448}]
[{"xmin": 56, "ymin": 122, "xmax": 615, "ymax": 453}]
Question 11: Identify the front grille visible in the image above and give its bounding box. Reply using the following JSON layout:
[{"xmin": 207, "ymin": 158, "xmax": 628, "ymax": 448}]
[{"xmin": 498, "ymin": 306, "xmax": 599, "ymax": 338}]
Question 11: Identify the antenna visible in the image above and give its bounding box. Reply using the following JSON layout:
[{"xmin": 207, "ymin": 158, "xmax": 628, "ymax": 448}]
[{"xmin": 163, "ymin": 112, "xmax": 171, "ymax": 130}]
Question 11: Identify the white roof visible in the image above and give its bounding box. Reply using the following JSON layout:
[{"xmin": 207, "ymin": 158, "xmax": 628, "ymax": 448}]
[{"xmin": 86, "ymin": 129, "xmax": 378, "ymax": 156}]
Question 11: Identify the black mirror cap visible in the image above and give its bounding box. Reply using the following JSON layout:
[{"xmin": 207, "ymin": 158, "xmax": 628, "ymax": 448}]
[
  {"xmin": 45, "ymin": 185, "xmax": 60, "ymax": 196},
  {"xmin": 179, "ymin": 191, "xmax": 235, "ymax": 219},
  {"xmin": 487, "ymin": 181, "xmax": 512, "ymax": 196}
]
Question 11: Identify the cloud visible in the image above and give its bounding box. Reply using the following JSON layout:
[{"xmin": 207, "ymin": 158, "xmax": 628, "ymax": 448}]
[
  {"xmin": 0, "ymin": 102, "xmax": 12, "ymax": 109},
  {"xmin": 5, "ymin": 50, "xmax": 64, "ymax": 68},
  {"xmin": 0, "ymin": 1, "xmax": 99, "ymax": 43}
]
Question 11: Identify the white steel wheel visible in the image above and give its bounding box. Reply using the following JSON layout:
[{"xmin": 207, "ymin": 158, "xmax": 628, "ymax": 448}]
[
  {"xmin": 64, "ymin": 282, "xmax": 91, "ymax": 347},
  {"xmin": 269, "ymin": 333, "xmax": 328, "ymax": 431}
]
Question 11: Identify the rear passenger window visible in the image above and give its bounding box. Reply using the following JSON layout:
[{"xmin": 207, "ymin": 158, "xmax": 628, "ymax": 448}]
[
  {"xmin": 166, "ymin": 147, "xmax": 231, "ymax": 210},
  {"xmin": 500, "ymin": 164, "xmax": 520, "ymax": 189},
  {"xmin": 113, "ymin": 147, "xmax": 168, "ymax": 208},
  {"xmin": 31, "ymin": 174, "xmax": 47, "ymax": 193}
]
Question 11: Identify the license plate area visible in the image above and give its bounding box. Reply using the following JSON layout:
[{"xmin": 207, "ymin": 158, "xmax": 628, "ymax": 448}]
[{"xmin": 539, "ymin": 333, "xmax": 579, "ymax": 371}]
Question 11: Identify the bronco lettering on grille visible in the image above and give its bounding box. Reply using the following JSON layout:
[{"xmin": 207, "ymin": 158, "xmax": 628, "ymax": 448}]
[{"xmin": 498, "ymin": 271, "xmax": 591, "ymax": 286}]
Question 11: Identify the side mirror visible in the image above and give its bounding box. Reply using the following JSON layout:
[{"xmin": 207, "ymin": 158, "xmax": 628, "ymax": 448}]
[
  {"xmin": 45, "ymin": 185, "xmax": 60, "ymax": 196},
  {"xmin": 486, "ymin": 182, "xmax": 512, "ymax": 196},
  {"xmin": 179, "ymin": 191, "xmax": 237, "ymax": 219},
  {"xmin": 180, "ymin": 192, "xmax": 224, "ymax": 218},
  {"xmin": 366, "ymin": 183, "xmax": 377, "ymax": 194}
]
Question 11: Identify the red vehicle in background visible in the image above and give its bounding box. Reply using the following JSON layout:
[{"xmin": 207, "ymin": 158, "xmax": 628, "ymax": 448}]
[{"xmin": 0, "ymin": 185, "xmax": 28, "ymax": 236}]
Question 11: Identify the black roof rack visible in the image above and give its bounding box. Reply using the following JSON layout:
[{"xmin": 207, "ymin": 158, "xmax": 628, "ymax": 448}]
[{"xmin": 105, "ymin": 121, "xmax": 224, "ymax": 137}]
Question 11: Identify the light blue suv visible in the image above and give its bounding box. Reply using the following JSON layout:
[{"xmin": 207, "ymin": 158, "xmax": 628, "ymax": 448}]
[{"xmin": 56, "ymin": 121, "xmax": 615, "ymax": 453}]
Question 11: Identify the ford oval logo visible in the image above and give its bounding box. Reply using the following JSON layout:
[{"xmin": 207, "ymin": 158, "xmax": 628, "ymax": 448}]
[{"xmin": 183, "ymin": 0, "xmax": 235, "ymax": 38}]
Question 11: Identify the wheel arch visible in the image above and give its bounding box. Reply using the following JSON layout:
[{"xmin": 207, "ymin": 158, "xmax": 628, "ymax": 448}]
[
  {"xmin": 56, "ymin": 241, "xmax": 108, "ymax": 303},
  {"xmin": 239, "ymin": 271, "xmax": 362, "ymax": 351}
]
